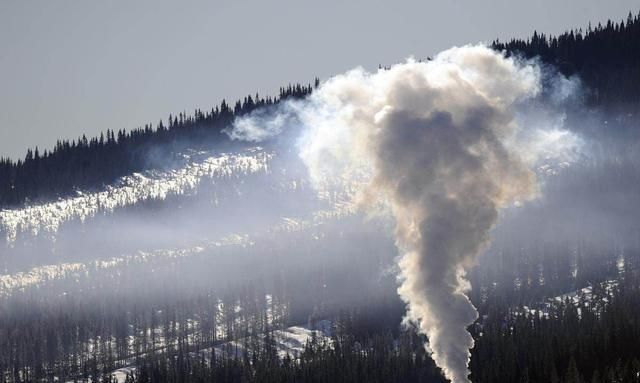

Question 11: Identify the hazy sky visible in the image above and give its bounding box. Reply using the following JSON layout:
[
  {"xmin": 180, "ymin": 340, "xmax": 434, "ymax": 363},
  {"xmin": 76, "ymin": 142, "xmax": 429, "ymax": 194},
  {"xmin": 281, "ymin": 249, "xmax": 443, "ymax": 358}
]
[{"xmin": 0, "ymin": 0, "xmax": 636, "ymax": 160}]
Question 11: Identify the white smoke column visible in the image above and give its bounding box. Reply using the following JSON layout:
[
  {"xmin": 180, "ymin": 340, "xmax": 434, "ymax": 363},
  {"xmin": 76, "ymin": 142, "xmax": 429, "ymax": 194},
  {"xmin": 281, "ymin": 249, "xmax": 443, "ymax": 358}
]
[{"xmin": 228, "ymin": 45, "xmax": 571, "ymax": 382}]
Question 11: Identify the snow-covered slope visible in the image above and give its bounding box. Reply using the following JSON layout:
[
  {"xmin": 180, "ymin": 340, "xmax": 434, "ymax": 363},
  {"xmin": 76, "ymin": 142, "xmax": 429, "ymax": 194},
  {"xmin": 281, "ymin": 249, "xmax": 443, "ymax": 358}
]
[{"xmin": 0, "ymin": 148, "xmax": 271, "ymax": 243}]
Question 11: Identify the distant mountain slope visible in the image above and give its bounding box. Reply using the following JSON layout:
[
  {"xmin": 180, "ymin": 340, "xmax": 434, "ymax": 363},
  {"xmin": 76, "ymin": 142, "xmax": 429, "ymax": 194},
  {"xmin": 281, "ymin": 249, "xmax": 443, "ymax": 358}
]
[
  {"xmin": 2, "ymin": 11, "xmax": 640, "ymax": 209},
  {"xmin": 0, "ymin": 83, "xmax": 315, "ymax": 208},
  {"xmin": 493, "ymin": 11, "xmax": 640, "ymax": 108}
]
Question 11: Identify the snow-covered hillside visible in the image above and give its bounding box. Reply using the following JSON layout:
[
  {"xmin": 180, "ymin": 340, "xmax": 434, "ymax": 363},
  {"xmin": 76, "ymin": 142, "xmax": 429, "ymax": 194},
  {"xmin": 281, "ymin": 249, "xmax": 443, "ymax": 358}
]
[{"xmin": 0, "ymin": 148, "xmax": 272, "ymax": 243}]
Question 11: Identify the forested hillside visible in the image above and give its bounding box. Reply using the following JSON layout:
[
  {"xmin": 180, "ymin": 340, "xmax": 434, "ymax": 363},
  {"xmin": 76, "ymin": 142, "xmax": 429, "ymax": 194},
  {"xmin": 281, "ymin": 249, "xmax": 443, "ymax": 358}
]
[
  {"xmin": 0, "ymin": 83, "xmax": 315, "ymax": 208},
  {"xmin": 125, "ymin": 268, "xmax": 640, "ymax": 383},
  {"xmin": 493, "ymin": 11, "xmax": 640, "ymax": 108},
  {"xmin": 2, "ymin": 12, "xmax": 640, "ymax": 208},
  {"xmin": 2, "ymin": 11, "xmax": 640, "ymax": 383}
]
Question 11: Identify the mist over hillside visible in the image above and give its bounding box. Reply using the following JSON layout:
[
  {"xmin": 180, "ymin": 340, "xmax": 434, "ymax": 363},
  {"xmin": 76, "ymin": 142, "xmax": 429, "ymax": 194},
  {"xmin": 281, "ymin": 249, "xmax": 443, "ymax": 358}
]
[{"xmin": 2, "ymin": 11, "xmax": 640, "ymax": 383}]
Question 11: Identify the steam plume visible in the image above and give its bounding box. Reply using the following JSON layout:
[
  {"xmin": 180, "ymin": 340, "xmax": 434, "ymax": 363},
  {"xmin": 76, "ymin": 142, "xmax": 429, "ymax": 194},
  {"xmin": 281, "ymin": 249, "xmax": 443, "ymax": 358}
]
[{"xmin": 229, "ymin": 45, "xmax": 574, "ymax": 382}]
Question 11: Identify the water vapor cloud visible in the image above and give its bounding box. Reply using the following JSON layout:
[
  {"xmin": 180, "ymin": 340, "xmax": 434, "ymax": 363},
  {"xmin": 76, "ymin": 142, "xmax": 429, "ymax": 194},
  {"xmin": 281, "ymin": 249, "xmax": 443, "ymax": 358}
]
[{"xmin": 228, "ymin": 45, "xmax": 579, "ymax": 382}]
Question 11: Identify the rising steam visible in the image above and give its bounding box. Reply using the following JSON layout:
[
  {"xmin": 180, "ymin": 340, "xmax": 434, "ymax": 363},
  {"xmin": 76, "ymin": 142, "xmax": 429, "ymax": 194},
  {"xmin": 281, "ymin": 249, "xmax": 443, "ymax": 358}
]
[{"xmin": 228, "ymin": 45, "xmax": 577, "ymax": 382}]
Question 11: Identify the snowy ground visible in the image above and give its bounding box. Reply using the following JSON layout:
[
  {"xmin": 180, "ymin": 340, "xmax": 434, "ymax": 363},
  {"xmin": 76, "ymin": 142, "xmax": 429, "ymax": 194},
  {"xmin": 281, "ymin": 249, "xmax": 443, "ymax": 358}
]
[
  {"xmin": 107, "ymin": 320, "xmax": 332, "ymax": 383},
  {"xmin": 3, "ymin": 145, "xmax": 359, "ymax": 383},
  {"xmin": 504, "ymin": 279, "xmax": 620, "ymax": 324},
  {"xmin": 0, "ymin": 148, "xmax": 271, "ymax": 243}
]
